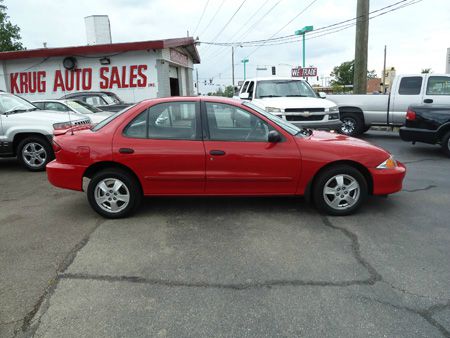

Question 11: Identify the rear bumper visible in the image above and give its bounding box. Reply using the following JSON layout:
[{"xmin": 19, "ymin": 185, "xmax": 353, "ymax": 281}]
[
  {"xmin": 47, "ymin": 160, "xmax": 86, "ymax": 191},
  {"xmin": 369, "ymin": 162, "xmax": 406, "ymax": 195},
  {"xmin": 399, "ymin": 127, "xmax": 437, "ymax": 145}
]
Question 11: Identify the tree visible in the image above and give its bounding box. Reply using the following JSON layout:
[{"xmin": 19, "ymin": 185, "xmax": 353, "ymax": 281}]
[
  {"xmin": 330, "ymin": 60, "xmax": 378, "ymax": 92},
  {"xmin": 223, "ymin": 85, "xmax": 234, "ymax": 98},
  {"xmin": 0, "ymin": 0, "xmax": 24, "ymax": 51},
  {"xmin": 421, "ymin": 68, "xmax": 432, "ymax": 74}
]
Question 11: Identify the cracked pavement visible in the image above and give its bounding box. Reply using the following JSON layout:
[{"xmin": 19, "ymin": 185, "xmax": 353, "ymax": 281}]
[{"xmin": 1, "ymin": 130, "xmax": 450, "ymax": 337}]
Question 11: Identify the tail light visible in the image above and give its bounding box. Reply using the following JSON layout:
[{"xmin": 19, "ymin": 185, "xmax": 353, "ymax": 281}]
[
  {"xmin": 406, "ymin": 109, "xmax": 416, "ymax": 121},
  {"xmin": 52, "ymin": 139, "xmax": 62, "ymax": 152}
]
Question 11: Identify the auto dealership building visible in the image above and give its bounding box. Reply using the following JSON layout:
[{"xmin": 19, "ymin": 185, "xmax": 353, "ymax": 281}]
[{"xmin": 0, "ymin": 16, "xmax": 200, "ymax": 103}]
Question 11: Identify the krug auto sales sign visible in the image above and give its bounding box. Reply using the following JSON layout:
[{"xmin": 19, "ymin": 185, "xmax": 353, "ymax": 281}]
[{"xmin": 9, "ymin": 65, "xmax": 148, "ymax": 94}]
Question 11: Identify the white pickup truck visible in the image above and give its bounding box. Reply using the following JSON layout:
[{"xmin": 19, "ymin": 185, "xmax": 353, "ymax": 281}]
[
  {"xmin": 237, "ymin": 77, "xmax": 342, "ymax": 131},
  {"xmin": 326, "ymin": 74, "xmax": 450, "ymax": 136}
]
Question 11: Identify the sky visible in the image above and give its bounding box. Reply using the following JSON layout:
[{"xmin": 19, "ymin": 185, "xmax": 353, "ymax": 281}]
[{"xmin": 5, "ymin": 0, "xmax": 450, "ymax": 93}]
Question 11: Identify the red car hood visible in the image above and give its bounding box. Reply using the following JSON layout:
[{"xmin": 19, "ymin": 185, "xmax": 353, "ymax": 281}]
[{"xmin": 296, "ymin": 131, "xmax": 391, "ymax": 168}]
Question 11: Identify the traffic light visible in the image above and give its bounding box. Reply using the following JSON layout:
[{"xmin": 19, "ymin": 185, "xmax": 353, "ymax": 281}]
[{"xmin": 272, "ymin": 66, "xmax": 276, "ymax": 75}]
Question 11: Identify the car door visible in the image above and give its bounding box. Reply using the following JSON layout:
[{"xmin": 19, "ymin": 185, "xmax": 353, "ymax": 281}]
[
  {"xmin": 422, "ymin": 75, "xmax": 450, "ymax": 105},
  {"xmin": 390, "ymin": 76, "xmax": 424, "ymax": 124},
  {"xmin": 113, "ymin": 100, "xmax": 206, "ymax": 195},
  {"xmin": 202, "ymin": 101, "xmax": 301, "ymax": 195}
]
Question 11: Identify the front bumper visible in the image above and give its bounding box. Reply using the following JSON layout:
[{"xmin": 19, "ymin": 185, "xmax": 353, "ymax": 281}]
[
  {"xmin": 47, "ymin": 160, "xmax": 86, "ymax": 191},
  {"xmin": 290, "ymin": 120, "xmax": 343, "ymax": 131},
  {"xmin": 369, "ymin": 162, "xmax": 406, "ymax": 195},
  {"xmin": 399, "ymin": 127, "xmax": 437, "ymax": 145}
]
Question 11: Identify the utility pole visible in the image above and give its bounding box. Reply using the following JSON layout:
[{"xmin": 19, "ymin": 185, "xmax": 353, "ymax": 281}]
[
  {"xmin": 353, "ymin": 0, "xmax": 369, "ymax": 94},
  {"xmin": 295, "ymin": 26, "xmax": 313, "ymax": 68},
  {"xmin": 382, "ymin": 45, "xmax": 387, "ymax": 93},
  {"xmin": 232, "ymin": 46, "xmax": 235, "ymax": 87}
]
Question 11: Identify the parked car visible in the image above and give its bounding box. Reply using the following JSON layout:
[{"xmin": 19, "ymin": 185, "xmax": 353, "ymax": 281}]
[
  {"xmin": 236, "ymin": 77, "xmax": 341, "ymax": 131},
  {"xmin": 47, "ymin": 96, "xmax": 406, "ymax": 218},
  {"xmin": 32, "ymin": 99, "xmax": 113, "ymax": 124},
  {"xmin": 326, "ymin": 74, "xmax": 450, "ymax": 136},
  {"xmin": 399, "ymin": 105, "xmax": 450, "ymax": 157},
  {"xmin": 0, "ymin": 92, "xmax": 91, "ymax": 171},
  {"xmin": 60, "ymin": 91, "xmax": 132, "ymax": 112}
]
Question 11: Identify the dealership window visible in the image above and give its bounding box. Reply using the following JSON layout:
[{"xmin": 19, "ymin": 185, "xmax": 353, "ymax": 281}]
[
  {"xmin": 205, "ymin": 102, "xmax": 273, "ymax": 142},
  {"xmin": 426, "ymin": 76, "xmax": 450, "ymax": 95},
  {"xmin": 398, "ymin": 76, "xmax": 423, "ymax": 95},
  {"xmin": 124, "ymin": 102, "xmax": 198, "ymax": 140}
]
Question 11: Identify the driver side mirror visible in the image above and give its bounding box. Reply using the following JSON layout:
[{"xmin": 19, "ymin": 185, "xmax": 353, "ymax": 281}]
[
  {"xmin": 318, "ymin": 92, "xmax": 326, "ymax": 99},
  {"xmin": 268, "ymin": 130, "xmax": 282, "ymax": 143},
  {"xmin": 239, "ymin": 92, "xmax": 250, "ymax": 100}
]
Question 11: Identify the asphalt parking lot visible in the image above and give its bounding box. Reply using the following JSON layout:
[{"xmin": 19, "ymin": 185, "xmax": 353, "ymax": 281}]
[{"xmin": 1, "ymin": 130, "xmax": 449, "ymax": 338}]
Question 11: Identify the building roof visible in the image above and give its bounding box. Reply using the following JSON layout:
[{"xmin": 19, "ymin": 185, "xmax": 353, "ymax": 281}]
[{"xmin": 0, "ymin": 37, "xmax": 200, "ymax": 63}]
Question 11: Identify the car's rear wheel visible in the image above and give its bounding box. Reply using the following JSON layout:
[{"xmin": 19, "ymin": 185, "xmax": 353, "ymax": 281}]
[
  {"xmin": 313, "ymin": 165, "xmax": 368, "ymax": 216},
  {"xmin": 441, "ymin": 131, "xmax": 450, "ymax": 157},
  {"xmin": 339, "ymin": 113, "xmax": 364, "ymax": 137},
  {"xmin": 17, "ymin": 136, "xmax": 53, "ymax": 171},
  {"xmin": 87, "ymin": 169, "xmax": 142, "ymax": 218}
]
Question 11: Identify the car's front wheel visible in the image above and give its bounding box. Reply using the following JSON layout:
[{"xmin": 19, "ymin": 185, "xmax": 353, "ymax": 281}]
[
  {"xmin": 339, "ymin": 113, "xmax": 364, "ymax": 137},
  {"xmin": 441, "ymin": 131, "xmax": 450, "ymax": 158},
  {"xmin": 17, "ymin": 136, "xmax": 53, "ymax": 171},
  {"xmin": 313, "ymin": 165, "xmax": 368, "ymax": 216},
  {"xmin": 87, "ymin": 169, "xmax": 142, "ymax": 218}
]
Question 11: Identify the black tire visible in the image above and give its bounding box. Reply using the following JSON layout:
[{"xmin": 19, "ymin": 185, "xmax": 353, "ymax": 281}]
[
  {"xmin": 87, "ymin": 168, "xmax": 142, "ymax": 218},
  {"xmin": 441, "ymin": 131, "xmax": 450, "ymax": 157},
  {"xmin": 313, "ymin": 165, "xmax": 368, "ymax": 216},
  {"xmin": 339, "ymin": 113, "xmax": 365, "ymax": 137},
  {"xmin": 17, "ymin": 136, "xmax": 54, "ymax": 171}
]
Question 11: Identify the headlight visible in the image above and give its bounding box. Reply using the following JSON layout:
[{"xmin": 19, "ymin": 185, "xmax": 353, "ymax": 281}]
[
  {"xmin": 265, "ymin": 107, "xmax": 282, "ymax": 113},
  {"xmin": 53, "ymin": 121, "xmax": 73, "ymax": 130},
  {"xmin": 328, "ymin": 106, "xmax": 339, "ymax": 113},
  {"xmin": 376, "ymin": 155, "xmax": 398, "ymax": 169}
]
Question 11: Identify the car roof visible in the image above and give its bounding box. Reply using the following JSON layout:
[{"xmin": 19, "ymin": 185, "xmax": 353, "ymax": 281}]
[
  {"xmin": 243, "ymin": 77, "xmax": 304, "ymax": 82},
  {"xmin": 62, "ymin": 91, "xmax": 115, "ymax": 97},
  {"xmin": 138, "ymin": 96, "xmax": 242, "ymax": 106}
]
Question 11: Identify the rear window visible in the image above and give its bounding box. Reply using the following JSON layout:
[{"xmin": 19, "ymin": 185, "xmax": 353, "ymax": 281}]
[
  {"xmin": 426, "ymin": 76, "xmax": 450, "ymax": 95},
  {"xmin": 398, "ymin": 77, "xmax": 422, "ymax": 95}
]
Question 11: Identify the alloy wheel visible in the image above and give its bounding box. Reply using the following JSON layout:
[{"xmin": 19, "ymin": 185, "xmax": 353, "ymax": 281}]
[
  {"xmin": 341, "ymin": 118, "xmax": 356, "ymax": 135},
  {"xmin": 22, "ymin": 142, "xmax": 47, "ymax": 168},
  {"xmin": 323, "ymin": 174, "xmax": 360, "ymax": 210},
  {"xmin": 94, "ymin": 178, "xmax": 130, "ymax": 213}
]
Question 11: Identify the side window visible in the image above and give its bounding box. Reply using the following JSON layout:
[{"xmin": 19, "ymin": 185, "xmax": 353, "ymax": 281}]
[
  {"xmin": 247, "ymin": 81, "xmax": 255, "ymax": 98},
  {"xmin": 123, "ymin": 110, "xmax": 148, "ymax": 138},
  {"xmin": 426, "ymin": 76, "xmax": 450, "ymax": 95},
  {"xmin": 33, "ymin": 102, "xmax": 45, "ymax": 109},
  {"xmin": 241, "ymin": 81, "xmax": 249, "ymax": 93},
  {"xmin": 205, "ymin": 102, "xmax": 273, "ymax": 142},
  {"xmin": 148, "ymin": 102, "xmax": 198, "ymax": 140},
  {"xmin": 86, "ymin": 96, "xmax": 104, "ymax": 106},
  {"xmin": 45, "ymin": 102, "xmax": 69, "ymax": 111},
  {"xmin": 398, "ymin": 77, "xmax": 423, "ymax": 95}
]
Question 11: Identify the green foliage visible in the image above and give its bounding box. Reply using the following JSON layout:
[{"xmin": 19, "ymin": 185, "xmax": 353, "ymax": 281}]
[
  {"xmin": 330, "ymin": 60, "xmax": 378, "ymax": 92},
  {"xmin": 0, "ymin": 0, "xmax": 24, "ymax": 52},
  {"xmin": 208, "ymin": 85, "xmax": 235, "ymax": 97},
  {"xmin": 367, "ymin": 69, "xmax": 378, "ymax": 79}
]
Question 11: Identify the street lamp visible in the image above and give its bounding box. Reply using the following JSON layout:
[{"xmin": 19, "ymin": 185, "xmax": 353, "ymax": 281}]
[
  {"xmin": 295, "ymin": 25, "xmax": 313, "ymax": 68},
  {"xmin": 241, "ymin": 58, "xmax": 249, "ymax": 80}
]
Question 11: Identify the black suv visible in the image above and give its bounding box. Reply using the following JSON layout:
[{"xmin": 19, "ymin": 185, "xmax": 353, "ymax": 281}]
[{"xmin": 60, "ymin": 91, "xmax": 132, "ymax": 112}]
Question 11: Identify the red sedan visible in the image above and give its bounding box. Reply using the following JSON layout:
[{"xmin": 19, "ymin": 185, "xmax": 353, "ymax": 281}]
[{"xmin": 47, "ymin": 97, "xmax": 406, "ymax": 218}]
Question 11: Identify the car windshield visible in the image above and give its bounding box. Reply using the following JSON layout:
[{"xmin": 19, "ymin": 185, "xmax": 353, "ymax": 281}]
[
  {"xmin": 65, "ymin": 100, "xmax": 95, "ymax": 114},
  {"xmin": 242, "ymin": 101, "xmax": 302, "ymax": 136},
  {"xmin": 0, "ymin": 93, "xmax": 37, "ymax": 114},
  {"xmin": 255, "ymin": 80, "xmax": 317, "ymax": 99},
  {"xmin": 101, "ymin": 93, "xmax": 121, "ymax": 105},
  {"xmin": 91, "ymin": 104, "xmax": 136, "ymax": 131},
  {"xmin": 72, "ymin": 100, "xmax": 103, "ymax": 112}
]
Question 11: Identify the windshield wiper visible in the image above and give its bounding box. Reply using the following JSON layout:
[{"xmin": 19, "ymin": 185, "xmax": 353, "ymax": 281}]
[
  {"xmin": 286, "ymin": 94, "xmax": 307, "ymax": 97},
  {"xmin": 258, "ymin": 95, "xmax": 281, "ymax": 98},
  {"xmin": 295, "ymin": 128, "xmax": 313, "ymax": 136}
]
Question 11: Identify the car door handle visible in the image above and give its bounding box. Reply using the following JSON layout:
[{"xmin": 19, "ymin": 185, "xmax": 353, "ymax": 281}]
[
  {"xmin": 119, "ymin": 148, "xmax": 134, "ymax": 154},
  {"xmin": 209, "ymin": 150, "xmax": 226, "ymax": 156},
  {"xmin": 424, "ymin": 98, "xmax": 433, "ymax": 104}
]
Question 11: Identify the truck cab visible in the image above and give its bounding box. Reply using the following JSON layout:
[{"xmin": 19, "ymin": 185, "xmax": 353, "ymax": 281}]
[{"xmin": 237, "ymin": 77, "xmax": 341, "ymax": 131}]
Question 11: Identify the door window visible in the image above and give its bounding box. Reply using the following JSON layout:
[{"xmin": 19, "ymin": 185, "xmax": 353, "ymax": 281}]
[
  {"xmin": 45, "ymin": 102, "xmax": 70, "ymax": 111},
  {"xmin": 426, "ymin": 76, "xmax": 450, "ymax": 95},
  {"xmin": 86, "ymin": 96, "xmax": 106, "ymax": 106},
  {"xmin": 123, "ymin": 102, "xmax": 199, "ymax": 140},
  {"xmin": 241, "ymin": 81, "xmax": 249, "ymax": 93},
  {"xmin": 205, "ymin": 102, "xmax": 273, "ymax": 142},
  {"xmin": 398, "ymin": 77, "xmax": 423, "ymax": 95},
  {"xmin": 247, "ymin": 81, "xmax": 255, "ymax": 98}
]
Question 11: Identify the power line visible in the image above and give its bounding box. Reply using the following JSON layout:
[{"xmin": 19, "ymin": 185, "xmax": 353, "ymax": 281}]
[
  {"xmin": 192, "ymin": 0, "xmax": 210, "ymax": 36},
  {"xmin": 208, "ymin": 0, "xmax": 248, "ymax": 43},
  {"xmin": 198, "ymin": 0, "xmax": 226, "ymax": 38}
]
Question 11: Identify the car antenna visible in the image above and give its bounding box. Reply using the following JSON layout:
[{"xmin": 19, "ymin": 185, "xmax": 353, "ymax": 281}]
[{"xmin": 68, "ymin": 107, "xmax": 74, "ymax": 135}]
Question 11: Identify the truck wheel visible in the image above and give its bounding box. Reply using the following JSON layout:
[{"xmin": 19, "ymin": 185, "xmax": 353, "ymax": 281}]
[
  {"xmin": 441, "ymin": 131, "xmax": 450, "ymax": 157},
  {"xmin": 339, "ymin": 113, "xmax": 364, "ymax": 137},
  {"xmin": 17, "ymin": 136, "xmax": 54, "ymax": 171},
  {"xmin": 87, "ymin": 168, "xmax": 142, "ymax": 218},
  {"xmin": 313, "ymin": 165, "xmax": 368, "ymax": 216}
]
